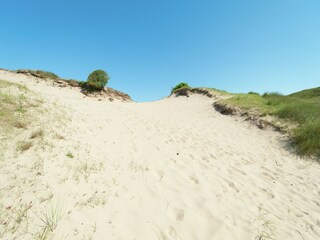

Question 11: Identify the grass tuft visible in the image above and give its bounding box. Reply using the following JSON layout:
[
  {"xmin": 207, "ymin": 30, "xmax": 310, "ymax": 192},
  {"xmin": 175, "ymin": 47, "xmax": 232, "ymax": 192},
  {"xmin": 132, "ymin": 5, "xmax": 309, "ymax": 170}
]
[
  {"xmin": 16, "ymin": 141, "xmax": 33, "ymax": 152},
  {"xmin": 38, "ymin": 203, "xmax": 63, "ymax": 240},
  {"xmin": 66, "ymin": 151, "xmax": 74, "ymax": 159},
  {"xmin": 30, "ymin": 129, "xmax": 44, "ymax": 139}
]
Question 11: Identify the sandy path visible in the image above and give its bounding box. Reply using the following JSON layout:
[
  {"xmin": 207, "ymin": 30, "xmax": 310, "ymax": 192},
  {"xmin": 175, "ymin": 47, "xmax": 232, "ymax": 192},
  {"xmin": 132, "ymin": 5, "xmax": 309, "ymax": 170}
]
[{"xmin": 1, "ymin": 70, "xmax": 320, "ymax": 239}]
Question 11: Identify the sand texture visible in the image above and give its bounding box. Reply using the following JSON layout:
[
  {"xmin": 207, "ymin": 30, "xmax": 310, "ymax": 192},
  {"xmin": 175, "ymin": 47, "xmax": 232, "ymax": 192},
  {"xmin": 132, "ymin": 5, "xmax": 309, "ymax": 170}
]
[{"xmin": 0, "ymin": 70, "xmax": 319, "ymax": 239}]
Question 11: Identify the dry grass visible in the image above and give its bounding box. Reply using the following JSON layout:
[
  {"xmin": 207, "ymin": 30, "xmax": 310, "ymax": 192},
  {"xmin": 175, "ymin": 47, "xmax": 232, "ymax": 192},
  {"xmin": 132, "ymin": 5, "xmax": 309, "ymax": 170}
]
[
  {"xmin": 16, "ymin": 141, "xmax": 33, "ymax": 152},
  {"xmin": 30, "ymin": 129, "xmax": 44, "ymax": 139},
  {"xmin": 0, "ymin": 79, "xmax": 39, "ymax": 133}
]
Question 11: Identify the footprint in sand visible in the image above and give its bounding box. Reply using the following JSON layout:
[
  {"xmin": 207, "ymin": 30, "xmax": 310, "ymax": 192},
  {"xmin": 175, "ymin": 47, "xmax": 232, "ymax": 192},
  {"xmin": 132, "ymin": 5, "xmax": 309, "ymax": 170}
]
[
  {"xmin": 227, "ymin": 181, "xmax": 240, "ymax": 193},
  {"xmin": 165, "ymin": 226, "xmax": 180, "ymax": 239},
  {"xmin": 262, "ymin": 188, "xmax": 275, "ymax": 199},
  {"xmin": 152, "ymin": 170, "xmax": 163, "ymax": 181},
  {"xmin": 189, "ymin": 176, "xmax": 199, "ymax": 184},
  {"xmin": 168, "ymin": 208, "xmax": 185, "ymax": 222}
]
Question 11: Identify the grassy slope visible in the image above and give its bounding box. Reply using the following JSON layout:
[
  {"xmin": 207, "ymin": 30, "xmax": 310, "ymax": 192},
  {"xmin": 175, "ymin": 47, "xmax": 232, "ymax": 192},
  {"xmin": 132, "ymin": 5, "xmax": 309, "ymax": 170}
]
[
  {"xmin": 0, "ymin": 79, "xmax": 42, "ymax": 158},
  {"xmin": 219, "ymin": 89, "xmax": 320, "ymax": 158}
]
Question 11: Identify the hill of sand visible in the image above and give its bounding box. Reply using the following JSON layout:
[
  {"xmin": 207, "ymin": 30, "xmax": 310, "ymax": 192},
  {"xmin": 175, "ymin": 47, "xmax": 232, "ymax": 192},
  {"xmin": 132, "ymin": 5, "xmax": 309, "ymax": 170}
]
[{"xmin": 0, "ymin": 69, "xmax": 319, "ymax": 239}]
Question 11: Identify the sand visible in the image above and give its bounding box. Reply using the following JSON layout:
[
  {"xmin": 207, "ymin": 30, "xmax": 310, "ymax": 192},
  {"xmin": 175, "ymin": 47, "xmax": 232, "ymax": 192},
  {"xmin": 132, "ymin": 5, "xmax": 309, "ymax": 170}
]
[{"xmin": 0, "ymin": 69, "xmax": 319, "ymax": 239}]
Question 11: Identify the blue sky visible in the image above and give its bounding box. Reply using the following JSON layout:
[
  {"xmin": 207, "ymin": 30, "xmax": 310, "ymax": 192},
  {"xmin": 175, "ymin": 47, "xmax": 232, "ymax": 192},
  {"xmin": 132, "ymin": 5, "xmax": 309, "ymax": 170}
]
[{"xmin": 1, "ymin": 0, "xmax": 319, "ymax": 102}]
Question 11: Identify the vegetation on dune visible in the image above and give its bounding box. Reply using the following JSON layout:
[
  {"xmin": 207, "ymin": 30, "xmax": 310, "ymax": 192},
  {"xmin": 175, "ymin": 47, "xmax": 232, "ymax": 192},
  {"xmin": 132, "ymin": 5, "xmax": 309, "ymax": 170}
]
[
  {"xmin": 0, "ymin": 79, "xmax": 42, "ymax": 163},
  {"xmin": 171, "ymin": 82, "xmax": 190, "ymax": 93},
  {"xmin": 29, "ymin": 70, "xmax": 59, "ymax": 79},
  {"xmin": 87, "ymin": 70, "xmax": 109, "ymax": 90},
  {"xmin": 220, "ymin": 88, "xmax": 320, "ymax": 158},
  {"xmin": 207, "ymin": 87, "xmax": 229, "ymax": 95},
  {"xmin": 0, "ymin": 80, "xmax": 35, "ymax": 132},
  {"xmin": 248, "ymin": 91, "xmax": 260, "ymax": 95},
  {"xmin": 289, "ymin": 86, "xmax": 320, "ymax": 99}
]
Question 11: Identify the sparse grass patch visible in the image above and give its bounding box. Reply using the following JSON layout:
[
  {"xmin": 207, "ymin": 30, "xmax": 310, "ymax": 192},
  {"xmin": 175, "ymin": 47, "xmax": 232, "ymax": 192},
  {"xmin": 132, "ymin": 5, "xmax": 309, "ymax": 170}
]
[
  {"xmin": 253, "ymin": 211, "xmax": 277, "ymax": 240},
  {"xmin": 208, "ymin": 87, "xmax": 229, "ymax": 95},
  {"xmin": 71, "ymin": 161, "xmax": 101, "ymax": 182},
  {"xmin": 14, "ymin": 121, "xmax": 27, "ymax": 129},
  {"xmin": 17, "ymin": 141, "xmax": 33, "ymax": 152},
  {"xmin": 0, "ymin": 80, "xmax": 37, "ymax": 133},
  {"xmin": 220, "ymin": 88, "xmax": 320, "ymax": 158},
  {"xmin": 0, "ymin": 202, "xmax": 33, "ymax": 237},
  {"xmin": 30, "ymin": 129, "xmax": 44, "ymax": 139},
  {"xmin": 53, "ymin": 132, "xmax": 65, "ymax": 140},
  {"xmin": 31, "ymin": 70, "xmax": 59, "ymax": 80},
  {"xmin": 65, "ymin": 79, "xmax": 84, "ymax": 87}
]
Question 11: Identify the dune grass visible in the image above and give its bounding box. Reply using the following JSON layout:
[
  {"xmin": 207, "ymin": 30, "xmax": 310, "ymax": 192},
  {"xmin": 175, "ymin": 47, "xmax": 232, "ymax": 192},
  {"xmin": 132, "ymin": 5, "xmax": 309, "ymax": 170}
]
[
  {"xmin": 0, "ymin": 79, "xmax": 43, "ymax": 159},
  {"xmin": 29, "ymin": 70, "xmax": 59, "ymax": 79},
  {"xmin": 220, "ymin": 89, "xmax": 320, "ymax": 158},
  {"xmin": 0, "ymin": 80, "xmax": 29, "ymax": 132}
]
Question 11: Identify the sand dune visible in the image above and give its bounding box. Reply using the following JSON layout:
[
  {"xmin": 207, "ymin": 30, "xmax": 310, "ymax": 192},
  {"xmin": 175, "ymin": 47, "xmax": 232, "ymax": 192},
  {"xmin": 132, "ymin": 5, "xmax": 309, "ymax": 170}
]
[{"xmin": 0, "ymin": 70, "xmax": 320, "ymax": 239}]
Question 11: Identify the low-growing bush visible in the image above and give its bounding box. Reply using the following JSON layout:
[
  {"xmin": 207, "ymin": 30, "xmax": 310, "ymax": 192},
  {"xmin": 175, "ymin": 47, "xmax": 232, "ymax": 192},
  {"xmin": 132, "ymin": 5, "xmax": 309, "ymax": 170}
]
[
  {"xmin": 171, "ymin": 82, "xmax": 190, "ymax": 93},
  {"xmin": 87, "ymin": 70, "xmax": 109, "ymax": 90}
]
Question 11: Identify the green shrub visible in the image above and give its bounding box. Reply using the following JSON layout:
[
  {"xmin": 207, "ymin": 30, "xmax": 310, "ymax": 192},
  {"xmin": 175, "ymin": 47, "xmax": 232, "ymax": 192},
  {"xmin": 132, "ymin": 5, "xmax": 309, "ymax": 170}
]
[
  {"xmin": 87, "ymin": 70, "xmax": 109, "ymax": 90},
  {"xmin": 171, "ymin": 82, "xmax": 190, "ymax": 93}
]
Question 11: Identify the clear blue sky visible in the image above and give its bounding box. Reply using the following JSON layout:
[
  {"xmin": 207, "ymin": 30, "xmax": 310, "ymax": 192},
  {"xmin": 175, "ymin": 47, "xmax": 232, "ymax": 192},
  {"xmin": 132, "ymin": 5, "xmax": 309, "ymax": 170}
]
[{"xmin": 1, "ymin": 0, "xmax": 319, "ymax": 102}]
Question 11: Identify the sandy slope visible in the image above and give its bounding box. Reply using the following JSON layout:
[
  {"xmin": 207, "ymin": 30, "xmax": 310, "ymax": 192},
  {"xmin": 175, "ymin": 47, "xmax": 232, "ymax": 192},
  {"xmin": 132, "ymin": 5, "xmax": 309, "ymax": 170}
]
[{"xmin": 0, "ymin": 70, "xmax": 320, "ymax": 240}]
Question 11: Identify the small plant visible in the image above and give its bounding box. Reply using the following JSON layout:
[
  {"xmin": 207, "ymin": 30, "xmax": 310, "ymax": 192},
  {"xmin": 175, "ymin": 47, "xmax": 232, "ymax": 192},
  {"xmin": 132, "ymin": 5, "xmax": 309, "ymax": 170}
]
[
  {"xmin": 39, "ymin": 203, "xmax": 63, "ymax": 239},
  {"xmin": 87, "ymin": 70, "xmax": 109, "ymax": 90},
  {"xmin": 253, "ymin": 211, "xmax": 277, "ymax": 240},
  {"xmin": 66, "ymin": 151, "xmax": 74, "ymax": 159},
  {"xmin": 171, "ymin": 82, "xmax": 190, "ymax": 93}
]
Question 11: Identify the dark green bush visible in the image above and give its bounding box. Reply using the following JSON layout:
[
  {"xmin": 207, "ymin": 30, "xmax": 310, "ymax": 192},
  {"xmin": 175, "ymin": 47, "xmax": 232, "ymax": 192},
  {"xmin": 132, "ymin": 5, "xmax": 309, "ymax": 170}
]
[
  {"xmin": 87, "ymin": 70, "xmax": 109, "ymax": 90},
  {"xmin": 171, "ymin": 82, "xmax": 190, "ymax": 93}
]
